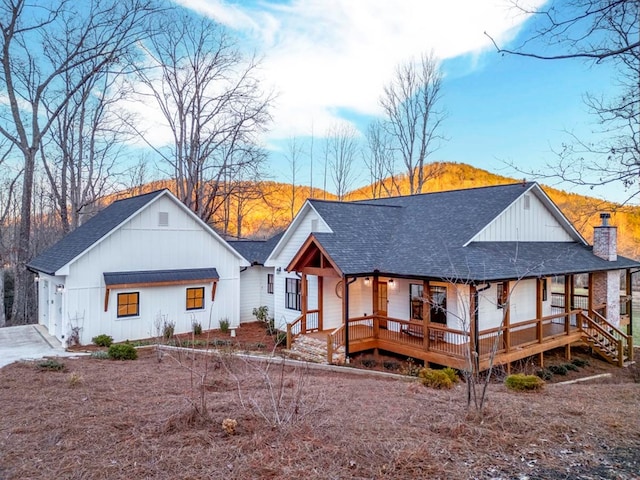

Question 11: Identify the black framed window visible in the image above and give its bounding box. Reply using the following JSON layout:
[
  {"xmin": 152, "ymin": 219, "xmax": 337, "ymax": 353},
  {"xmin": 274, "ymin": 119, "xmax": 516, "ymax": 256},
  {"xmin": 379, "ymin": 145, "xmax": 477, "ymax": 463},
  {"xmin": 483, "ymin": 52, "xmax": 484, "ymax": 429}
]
[
  {"xmin": 267, "ymin": 274, "xmax": 274, "ymax": 294},
  {"xmin": 497, "ymin": 282, "xmax": 508, "ymax": 309},
  {"xmin": 542, "ymin": 278, "xmax": 548, "ymax": 301},
  {"xmin": 285, "ymin": 277, "xmax": 301, "ymax": 311},
  {"xmin": 117, "ymin": 292, "xmax": 139, "ymax": 318},
  {"xmin": 430, "ymin": 286, "xmax": 447, "ymax": 324},
  {"xmin": 186, "ymin": 287, "xmax": 205, "ymax": 310},
  {"xmin": 410, "ymin": 284, "xmax": 423, "ymax": 320}
]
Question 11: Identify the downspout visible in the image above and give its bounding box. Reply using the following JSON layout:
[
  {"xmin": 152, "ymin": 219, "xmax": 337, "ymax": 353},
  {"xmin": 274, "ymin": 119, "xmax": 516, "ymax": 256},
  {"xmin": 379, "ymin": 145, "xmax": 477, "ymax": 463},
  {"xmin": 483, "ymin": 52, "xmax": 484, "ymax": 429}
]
[{"xmin": 343, "ymin": 276, "xmax": 357, "ymax": 361}]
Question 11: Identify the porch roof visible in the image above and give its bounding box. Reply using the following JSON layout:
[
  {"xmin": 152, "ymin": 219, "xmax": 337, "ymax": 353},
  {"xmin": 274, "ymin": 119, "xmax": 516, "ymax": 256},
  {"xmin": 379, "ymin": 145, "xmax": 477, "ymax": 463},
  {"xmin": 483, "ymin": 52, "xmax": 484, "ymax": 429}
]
[{"xmin": 103, "ymin": 268, "xmax": 219, "ymax": 287}]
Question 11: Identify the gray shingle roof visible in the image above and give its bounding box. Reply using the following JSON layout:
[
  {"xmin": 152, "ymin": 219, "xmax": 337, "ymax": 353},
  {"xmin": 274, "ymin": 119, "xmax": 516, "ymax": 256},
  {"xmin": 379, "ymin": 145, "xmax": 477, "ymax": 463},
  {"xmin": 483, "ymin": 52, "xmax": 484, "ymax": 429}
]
[
  {"xmin": 27, "ymin": 190, "xmax": 166, "ymax": 275},
  {"xmin": 307, "ymin": 183, "xmax": 639, "ymax": 281},
  {"xmin": 104, "ymin": 268, "xmax": 219, "ymax": 286},
  {"xmin": 228, "ymin": 232, "xmax": 283, "ymax": 265}
]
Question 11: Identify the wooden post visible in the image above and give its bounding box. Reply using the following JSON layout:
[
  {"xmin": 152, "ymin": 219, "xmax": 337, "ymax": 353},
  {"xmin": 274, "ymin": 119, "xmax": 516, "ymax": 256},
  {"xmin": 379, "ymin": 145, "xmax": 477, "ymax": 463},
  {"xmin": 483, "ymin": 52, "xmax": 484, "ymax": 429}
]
[
  {"xmin": 588, "ymin": 273, "xmax": 594, "ymax": 317},
  {"xmin": 372, "ymin": 275, "xmax": 379, "ymax": 315},
  {"xmin": 318, "ymin": 276, "xmax": 324, "ymax": 331},
  {"xmin": 626, "ymin": 269, "xmax": 632, "ymax": 337},
  {"xmin": 423, "ymin": 280, "xmax": 431, "ymax": 351},
  {"xmin": 326, "ymin": 334, "xmax": 333, "ymax": 364},
  {"xmin": 301, "ymin": 273, "xmax": 307, "ymax": 333},
  {"xmin": 536, "ymin": 279, "xmax": 543, "ymax": 343},
  {"xmin": 504, "ymin": 281, "xmax": 511, "ymax": 352},
  {"xmin": 617, "ymin": 339, "xmax": 624, "ymax": 367},
  {"xmin": 470, "ymin": 285, "xmax": 478, "ymax": 373},
  {"xmin": 286, "ymin": 323, "xmax": 292, "ymax": 349}
]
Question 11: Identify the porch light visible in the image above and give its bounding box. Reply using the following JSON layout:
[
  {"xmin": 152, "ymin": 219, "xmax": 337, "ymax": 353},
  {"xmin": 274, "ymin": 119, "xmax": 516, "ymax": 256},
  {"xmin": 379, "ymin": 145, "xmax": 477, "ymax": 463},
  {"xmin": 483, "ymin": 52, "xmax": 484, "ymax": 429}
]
[
  {"xmin": 56, "ymin": 284, "xmax": 65, "ymax": 294},
  {"xmin": 388, "ymin": 279, "xmax": 396, "ymax": 289},
  {"xmin": 364, "ymin": 277, "xmax": 371, "ymax": 287},
  {"xmin": 33, "ymin": 274, "xmax": 40, "ymax": 283},
  {"xmin": 276, "ymin": 267, "xmax": 282, "ymax": 274}
]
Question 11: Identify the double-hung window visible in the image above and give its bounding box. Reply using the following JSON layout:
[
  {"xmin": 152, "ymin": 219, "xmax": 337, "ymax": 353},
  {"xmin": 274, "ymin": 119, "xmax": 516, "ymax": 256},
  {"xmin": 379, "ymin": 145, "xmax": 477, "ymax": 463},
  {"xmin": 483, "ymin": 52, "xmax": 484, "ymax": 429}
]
[{"xmin": 285, "ymin": 278, "xmax": 301, "ymax": 311}]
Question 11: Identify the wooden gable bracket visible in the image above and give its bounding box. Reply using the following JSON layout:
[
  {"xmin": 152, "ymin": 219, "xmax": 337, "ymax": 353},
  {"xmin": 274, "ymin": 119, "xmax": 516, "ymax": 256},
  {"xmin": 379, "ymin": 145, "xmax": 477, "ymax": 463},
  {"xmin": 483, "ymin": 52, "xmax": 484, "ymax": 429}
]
[{"xmin": 286, "ymin": 234, "xmax": 342, "ymax": 278}]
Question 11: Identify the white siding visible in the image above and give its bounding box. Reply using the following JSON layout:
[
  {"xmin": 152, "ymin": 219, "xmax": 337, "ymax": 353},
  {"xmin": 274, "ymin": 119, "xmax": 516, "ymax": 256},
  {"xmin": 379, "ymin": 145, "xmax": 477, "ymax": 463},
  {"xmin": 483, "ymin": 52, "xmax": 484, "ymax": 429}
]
[
  {"xmin": 238, "ymin": 266, "xmax": 275, "ymax": 323},
  {"xmin": 55, "ymin": 194, "xmax": 243, "ymax": 344},
  {"xmin": 473, "ymin": 193, "xmax": 574, "ymax": 242},
  {"xmin": 270, "ymin": 206, "xmax": 330, "ymax": 329}
]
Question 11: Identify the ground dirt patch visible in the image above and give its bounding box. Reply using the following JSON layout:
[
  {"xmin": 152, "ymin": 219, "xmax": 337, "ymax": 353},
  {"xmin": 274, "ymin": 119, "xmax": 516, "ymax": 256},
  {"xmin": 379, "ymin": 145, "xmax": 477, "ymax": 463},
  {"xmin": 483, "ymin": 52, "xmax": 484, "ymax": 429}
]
[{"xmin": 0, "ymin": 340, "xmax": 639, "ymax": 479}]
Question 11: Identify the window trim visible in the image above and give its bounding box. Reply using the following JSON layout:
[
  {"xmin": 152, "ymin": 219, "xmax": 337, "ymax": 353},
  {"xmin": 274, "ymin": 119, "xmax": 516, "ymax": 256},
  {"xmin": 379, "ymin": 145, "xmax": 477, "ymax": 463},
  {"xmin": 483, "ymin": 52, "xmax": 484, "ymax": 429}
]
[
  {"xmin": 409, "ymin": 283, "xmax": 424, "ymax": 321},
  {"xmin": 497, "ymin": 282, "xmax": 508, "ymax": 309},
  {"xmin": 186, "ymin": 287, "xmax": 205, "ymax": 311},
  {"xmin": 267, "ymin": 273, "xmax": 274, "ymax": 294},
  {"xmin": 285, "ymin": 277, "xmax": 301, "ymax": 311},
  {"xmin": 117, "ymin": 292, "xmax": 140, "ymax": 318}
]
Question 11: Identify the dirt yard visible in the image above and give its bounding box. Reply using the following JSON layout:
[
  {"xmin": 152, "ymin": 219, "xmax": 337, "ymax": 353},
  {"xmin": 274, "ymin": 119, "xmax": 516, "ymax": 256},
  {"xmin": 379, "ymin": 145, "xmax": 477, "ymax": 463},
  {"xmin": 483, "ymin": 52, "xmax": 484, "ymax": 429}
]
[{"xmin": 1, "ymin": 324, "xmax": 639, "ymax": 479}]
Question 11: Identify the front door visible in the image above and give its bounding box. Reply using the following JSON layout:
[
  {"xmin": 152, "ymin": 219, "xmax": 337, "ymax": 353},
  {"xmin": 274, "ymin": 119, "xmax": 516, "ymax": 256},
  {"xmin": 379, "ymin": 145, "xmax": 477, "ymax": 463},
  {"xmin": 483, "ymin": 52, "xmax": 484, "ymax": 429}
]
[{"xmin": 378, "ymin": 282, "xmax": 388, "ymax": 328}]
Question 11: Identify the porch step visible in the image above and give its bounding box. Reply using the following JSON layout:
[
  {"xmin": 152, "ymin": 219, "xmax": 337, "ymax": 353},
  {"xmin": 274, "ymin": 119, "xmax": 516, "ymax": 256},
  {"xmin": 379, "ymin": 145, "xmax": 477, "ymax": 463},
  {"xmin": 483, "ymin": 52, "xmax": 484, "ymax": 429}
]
[{"xmin": 286, "ymin": 335, "xmax": 344, "ymax": 364}]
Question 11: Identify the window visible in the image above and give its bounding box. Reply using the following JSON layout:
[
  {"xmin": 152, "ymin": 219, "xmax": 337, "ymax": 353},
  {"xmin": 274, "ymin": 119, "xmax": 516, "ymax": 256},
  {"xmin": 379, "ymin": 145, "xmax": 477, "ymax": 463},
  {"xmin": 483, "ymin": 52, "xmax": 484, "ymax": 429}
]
[
  {"xmin": 186, "ymin": 287, "xmax": 205, "ymax": 310},
  {"xmin": 410, "ymin": 284, "xmax": 423, "ymax": 320},
  {"xmin": 285, "ymin": 277, "xmax": 301, "ymax": 311},
  {"xmin": 430, "ymin": 285, "xmax": 447, "ymax": 324},
  {"xmin": 117, "ymin": 292, "xmax": 139, "ymax": 318},
  {"xmin": 542, "ymin": 278, "xmax": 548, "ymax": 301},
  {"xmin": 497, "ymin": 282, "xmax": 508, "ymax": 309},
  {"xmin": 267, "ymin": 274, "xmax": 274, "ymax": 294}
]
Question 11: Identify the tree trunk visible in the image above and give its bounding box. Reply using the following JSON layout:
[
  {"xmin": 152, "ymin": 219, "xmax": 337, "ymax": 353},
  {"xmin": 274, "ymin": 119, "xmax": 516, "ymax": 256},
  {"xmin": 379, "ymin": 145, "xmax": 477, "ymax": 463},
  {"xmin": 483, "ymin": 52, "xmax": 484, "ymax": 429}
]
[{"xmin": 0, "ymin": 267, "xmax": 6, "ymax": 328}]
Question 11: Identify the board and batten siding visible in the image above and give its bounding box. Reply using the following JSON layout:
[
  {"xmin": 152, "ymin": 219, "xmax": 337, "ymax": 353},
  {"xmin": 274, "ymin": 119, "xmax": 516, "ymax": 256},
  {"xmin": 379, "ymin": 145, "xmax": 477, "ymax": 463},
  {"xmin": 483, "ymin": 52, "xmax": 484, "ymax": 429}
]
[
  {"xmin": 269, "ymin": 205, "xmax": 331, "ymax": 329},
  {"xmin": 238, "ymin": 266, "xmax": 275, "ymax": 323},
  {"xmin": 59, "ymin": 194, "xmax": 243, "ymax": 344},
  {"xmin": 473, "ymin": 193, "xmax": 574, "ymax": 242}
]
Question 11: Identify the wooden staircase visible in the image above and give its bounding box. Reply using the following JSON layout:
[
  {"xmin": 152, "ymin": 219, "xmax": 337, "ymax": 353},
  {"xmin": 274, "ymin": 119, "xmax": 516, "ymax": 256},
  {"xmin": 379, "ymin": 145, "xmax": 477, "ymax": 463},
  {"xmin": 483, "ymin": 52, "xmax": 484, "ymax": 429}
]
[
  {"xmin": 580, "ymin": 311, "xmax": 634, "ymax": 367},
  {"xmin": 286, "ymin": 334, "xmax": 345, "ymax": 364}
]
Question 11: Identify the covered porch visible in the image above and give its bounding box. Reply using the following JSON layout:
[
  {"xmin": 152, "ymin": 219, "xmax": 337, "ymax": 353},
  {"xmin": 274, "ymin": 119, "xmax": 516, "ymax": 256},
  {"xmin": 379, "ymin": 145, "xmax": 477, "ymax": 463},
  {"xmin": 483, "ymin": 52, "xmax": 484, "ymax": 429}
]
[{"xmin": 285, "ymin": 238, "xmax": 634, "ymax": 371}]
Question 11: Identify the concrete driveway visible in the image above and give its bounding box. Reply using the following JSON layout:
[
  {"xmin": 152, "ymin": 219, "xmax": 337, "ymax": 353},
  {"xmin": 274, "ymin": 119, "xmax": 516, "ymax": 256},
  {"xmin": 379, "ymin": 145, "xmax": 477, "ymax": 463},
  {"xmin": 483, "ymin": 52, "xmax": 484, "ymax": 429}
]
[{"xmin": 0, "ymin": 324, "xmax": 79, "ymax": 368}]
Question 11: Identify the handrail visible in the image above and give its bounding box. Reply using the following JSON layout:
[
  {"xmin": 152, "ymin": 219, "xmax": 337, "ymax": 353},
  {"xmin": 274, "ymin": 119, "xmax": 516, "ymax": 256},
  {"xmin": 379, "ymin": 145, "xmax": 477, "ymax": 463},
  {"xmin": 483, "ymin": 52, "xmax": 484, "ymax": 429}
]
[
  {"xmin": 327, "ymin": 324, "xmax": 345, "ymax": 363},
  {"xmin": 286, "ymin": 315, "xmax": 303, "ymax": 349},
  {"xmin": 584, "ymin": 310, "xmax": 633, "ymax": 364}
]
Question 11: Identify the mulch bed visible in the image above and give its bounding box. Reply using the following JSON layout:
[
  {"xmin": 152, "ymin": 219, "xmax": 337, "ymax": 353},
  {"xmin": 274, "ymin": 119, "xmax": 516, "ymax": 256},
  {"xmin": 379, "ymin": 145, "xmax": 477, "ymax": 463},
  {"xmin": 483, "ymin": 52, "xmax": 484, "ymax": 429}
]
[{"xmin": 1, "ymin": 340, "xmax": 639, "ymax": 479}]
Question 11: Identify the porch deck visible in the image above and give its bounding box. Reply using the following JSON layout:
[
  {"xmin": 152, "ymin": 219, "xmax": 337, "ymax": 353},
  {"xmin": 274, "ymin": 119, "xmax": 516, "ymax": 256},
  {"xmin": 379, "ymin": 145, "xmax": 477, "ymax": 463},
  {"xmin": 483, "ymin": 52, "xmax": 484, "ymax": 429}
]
[{"xmin": 291, "ymin": 310, "xmax": 606, "ymax": 371}]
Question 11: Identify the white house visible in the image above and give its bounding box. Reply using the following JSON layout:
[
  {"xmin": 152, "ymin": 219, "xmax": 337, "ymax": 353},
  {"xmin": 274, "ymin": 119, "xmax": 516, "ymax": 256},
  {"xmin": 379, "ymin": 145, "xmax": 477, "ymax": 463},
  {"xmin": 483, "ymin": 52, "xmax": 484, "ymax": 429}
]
[
  {"xmin": 28, "ymin": 189, "xmax": 249, "ymax": 345},
  {"xmin": 266, "ymin": 182, "xmax": 638, "ymax": 369},
  {"xmin": 227, "ymin": 233, "xmax": 282, "ymax": 323}
]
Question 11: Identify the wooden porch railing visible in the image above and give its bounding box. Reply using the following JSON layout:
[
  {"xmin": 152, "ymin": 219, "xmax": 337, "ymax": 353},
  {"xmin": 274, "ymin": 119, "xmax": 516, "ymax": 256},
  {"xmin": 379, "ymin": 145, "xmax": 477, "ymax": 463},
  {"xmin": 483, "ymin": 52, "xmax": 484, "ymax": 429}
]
[
  {"xmin": 286, "ymin": 309, "xmax": 320, "ymax": 349},
  {"xmin": 581, "ymin": 310, "xmax": 633, "ymax": 366}
]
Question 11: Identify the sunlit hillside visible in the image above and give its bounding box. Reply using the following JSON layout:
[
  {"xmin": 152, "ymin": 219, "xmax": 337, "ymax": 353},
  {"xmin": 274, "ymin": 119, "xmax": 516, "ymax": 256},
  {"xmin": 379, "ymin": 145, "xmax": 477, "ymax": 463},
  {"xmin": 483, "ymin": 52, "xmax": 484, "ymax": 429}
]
[{"xmin": 108, "ymin": 162, "xmax": 640, "ymax": 260}]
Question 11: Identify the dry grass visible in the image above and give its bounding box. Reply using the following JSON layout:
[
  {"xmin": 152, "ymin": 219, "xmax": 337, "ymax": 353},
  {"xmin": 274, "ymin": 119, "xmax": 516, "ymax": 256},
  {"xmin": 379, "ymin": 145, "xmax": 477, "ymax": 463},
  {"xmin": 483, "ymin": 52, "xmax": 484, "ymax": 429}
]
[{"xmin": 0, "ymin": 344, "xmax": 639, "ymax": 480}]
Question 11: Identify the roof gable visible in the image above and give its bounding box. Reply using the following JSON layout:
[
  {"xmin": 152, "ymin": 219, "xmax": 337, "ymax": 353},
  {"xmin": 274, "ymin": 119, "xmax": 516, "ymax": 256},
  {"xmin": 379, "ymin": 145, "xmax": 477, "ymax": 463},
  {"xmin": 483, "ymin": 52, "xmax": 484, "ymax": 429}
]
[{"xmin": 28, "ymin": 189, "xmax": 246, "ymax": 275}]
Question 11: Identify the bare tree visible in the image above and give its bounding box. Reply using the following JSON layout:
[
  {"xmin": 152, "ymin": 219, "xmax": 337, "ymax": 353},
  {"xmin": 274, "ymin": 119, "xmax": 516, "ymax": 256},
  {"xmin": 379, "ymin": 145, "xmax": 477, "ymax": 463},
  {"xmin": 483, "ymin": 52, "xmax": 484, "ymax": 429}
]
[
  {"xmin": 364, "ymin": 120, "xmax": 401, "ymax": 198},
  {"xmin": 487, "ymin": 1, "xmax": 639, "ymax": 202},
  {"xmin": 325, "ymin": 123, "xmax": 359, "ymax": 201},
  {"xmin": 0, "ymin": 0, "xmax": 157, "ymax": 324},
  {"xmin": 42, "ymin": 69, "xmax": 132, "ymax": 233},
  {"xmin": 286, "ymin": 136, "xmax": 304, "ymax": 220},
  {"xmin": 379, "ymin": 52, "xmax": 446, "ymax": 195},
  {"xmin": 135, "ymin": 11, "xmax": 272, "ymax": 224}
]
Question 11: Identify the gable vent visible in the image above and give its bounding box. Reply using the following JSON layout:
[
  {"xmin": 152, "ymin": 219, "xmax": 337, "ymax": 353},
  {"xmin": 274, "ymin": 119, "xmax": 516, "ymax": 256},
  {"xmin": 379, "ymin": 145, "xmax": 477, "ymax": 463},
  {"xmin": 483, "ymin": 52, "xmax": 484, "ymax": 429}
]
[
  {"xmin": 158, "ymin": 211, "xmax": 169, "ymax": 227},
  {"xmin": 523, "ymin": 194, "xmax": 531, "ymax": 210}
]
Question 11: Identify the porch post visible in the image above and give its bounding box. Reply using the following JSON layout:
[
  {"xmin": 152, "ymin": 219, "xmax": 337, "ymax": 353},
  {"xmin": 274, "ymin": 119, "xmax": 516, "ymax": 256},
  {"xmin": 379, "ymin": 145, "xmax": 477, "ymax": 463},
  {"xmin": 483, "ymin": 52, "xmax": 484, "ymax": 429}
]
[
  {"xmin": 626, "ymin": 269, "xmax": 633, "ymax": 337},
  {"xmin": 503, "ymin": 281, "xmax": 511, "ymax": 353},
  {"xmin": 343, "ymin": 276, "xmax": 350, "ymax": 359},
  {"xmin": 372, "ymin": 275, "xmax": 379, "ymax": 338},
  {"xmin": 564, "ymin": 274, "xmax": 572, "ymax": 315},
  {"xmin": 423, "ymin": 280, "xmax": 431, "ymax": 350},
  {"xmin": 318, "ymin": 276, "xmax": 324, "ymax": 331},
  {"xmin": 536, "ymin": 278, "xmax": 543, "ymax": 343},
  {"xmin": 301, "ymin": 273, "xmax": 307, "ymax": 333},
  {"xmin": 470, "ymin": 285, "xmax": 479, "ymax": 374},
  {"xmin": 588, "ymin": 273, "xmax": 594, "ymax": 316}
]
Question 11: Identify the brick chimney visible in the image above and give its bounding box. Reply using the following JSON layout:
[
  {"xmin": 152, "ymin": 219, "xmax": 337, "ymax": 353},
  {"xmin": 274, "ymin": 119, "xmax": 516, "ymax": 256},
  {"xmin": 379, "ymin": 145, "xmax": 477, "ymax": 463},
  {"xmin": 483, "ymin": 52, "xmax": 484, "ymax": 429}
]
[
  {"xmin": 593, "ymin": 212, "xmax": 617, "ymax": 261},
  {"xmin": 592, "ymin": 212, "xmax": 620, "ymax": 326}
]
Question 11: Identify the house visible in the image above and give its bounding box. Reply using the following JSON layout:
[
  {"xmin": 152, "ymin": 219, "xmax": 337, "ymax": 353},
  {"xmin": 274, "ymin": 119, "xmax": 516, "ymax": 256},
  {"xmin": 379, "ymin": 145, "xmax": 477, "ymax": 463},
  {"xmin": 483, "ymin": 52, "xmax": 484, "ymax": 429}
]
[
  {"xmin": 227, "ymin": 233, "xmax": 282, "ymax": 323},
  {"xmin": 28, "ymin": 189, "xmax": 249, "ymax": 345},
  {"xmin": 266, "ymin": 182, "xmax": 638, "ymax": 370}
]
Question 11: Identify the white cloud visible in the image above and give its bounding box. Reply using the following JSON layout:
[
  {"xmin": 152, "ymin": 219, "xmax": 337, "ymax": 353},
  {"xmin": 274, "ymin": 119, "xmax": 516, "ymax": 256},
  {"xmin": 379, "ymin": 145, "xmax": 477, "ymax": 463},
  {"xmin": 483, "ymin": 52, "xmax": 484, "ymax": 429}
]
[{"xmin": 171, "ymin": 0, "xmax": 546, "ymax": 139}]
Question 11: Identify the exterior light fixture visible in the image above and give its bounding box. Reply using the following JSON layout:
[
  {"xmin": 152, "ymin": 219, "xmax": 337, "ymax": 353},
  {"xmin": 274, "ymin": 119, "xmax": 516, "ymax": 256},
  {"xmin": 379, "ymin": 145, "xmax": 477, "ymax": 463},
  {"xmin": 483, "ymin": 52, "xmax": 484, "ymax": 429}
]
[
  {"xmin": 276, "ymin": 267, "xmax": 282, "ymax": 273},
  {"xmin": 364, "ymin": 277, "xmax": 371, "ymax": 287},
  {"xmin": 56, "ymin": 284, "xmax": 65, "ymax": 294},
  {"xmin": 388, "ymin": 279, "xmax": 396, "ymax": 289},
  {"xmin": 34, "ymin": 274, "xmax": 40, "ymax": 283}
]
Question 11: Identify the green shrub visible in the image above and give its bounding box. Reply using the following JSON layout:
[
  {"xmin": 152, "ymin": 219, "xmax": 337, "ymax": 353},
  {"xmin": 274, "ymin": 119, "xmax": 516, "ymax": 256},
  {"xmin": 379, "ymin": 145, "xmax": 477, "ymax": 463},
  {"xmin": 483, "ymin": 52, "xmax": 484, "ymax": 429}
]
[
  {"xmin": 275, "ymin": 331, "xmax": 287, "ymax": 346},
  {"xmin": 571, "ymin": 357, "xmax": 589, "ymax": 368},
  {"xmin": 418, "ymin": 368, "xmax": 453, "ymax": 389},
  {"xmin": 108, "ymin": 343, "xmax": 138, "ymax": 360},
  {"xmin": 505, "ymin": 374, "xmax": 545, "ymax": 391},
  {"xmin": 549, "ymin": 364, "xmax": 568, "ymax": 376},
  {"xmin": 163, "ymin": 320, "xmax": 175, "ymax": 340},
  {"xmin": 252, "ymin": 306, "xmax": 269, "ymax": 323},
  {"xmin": 564, "ymin": 362, "xmax": 579, "ymax": 372},
  {"xmin": 91, "ymin": 334, "xmax": 113, "ymax": 347},
  {"xmin": 442, "ymin": 367, "xmax": 459, "ymax": 384},
  {"xmin": 219, "ymin": 318, "xmax": 230, "ymax": 333},
  {"xmin": 37, "ymin": 359, "xmax": 65, "ymax": 371},
  {"xmin": 536, "ymin": 368, "xmax": 553, "ymax": 381},
  {"xmin": 90, "ymin": 350, "xmax": 109, "ymax": 360},
  {"xmin": 192, "ymin": 321, "xmax": 202, "ymax": 336}
]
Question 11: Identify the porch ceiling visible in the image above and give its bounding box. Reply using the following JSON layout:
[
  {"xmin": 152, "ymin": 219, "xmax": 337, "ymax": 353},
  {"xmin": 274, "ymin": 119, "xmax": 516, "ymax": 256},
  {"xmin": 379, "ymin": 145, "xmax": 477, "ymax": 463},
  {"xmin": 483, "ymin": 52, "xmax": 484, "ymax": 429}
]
[{"xmin": 287, "ymin": 235, "xmax": 342, "ymax": 277}]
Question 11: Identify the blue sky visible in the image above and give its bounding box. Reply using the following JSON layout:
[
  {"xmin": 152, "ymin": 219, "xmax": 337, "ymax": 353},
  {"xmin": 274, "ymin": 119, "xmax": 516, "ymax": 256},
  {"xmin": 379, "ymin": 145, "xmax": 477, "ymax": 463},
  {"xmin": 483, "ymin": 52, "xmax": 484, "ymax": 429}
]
[{"xmin": 167, "ymin": 0, "xmax": 625, "ymax": 202}]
